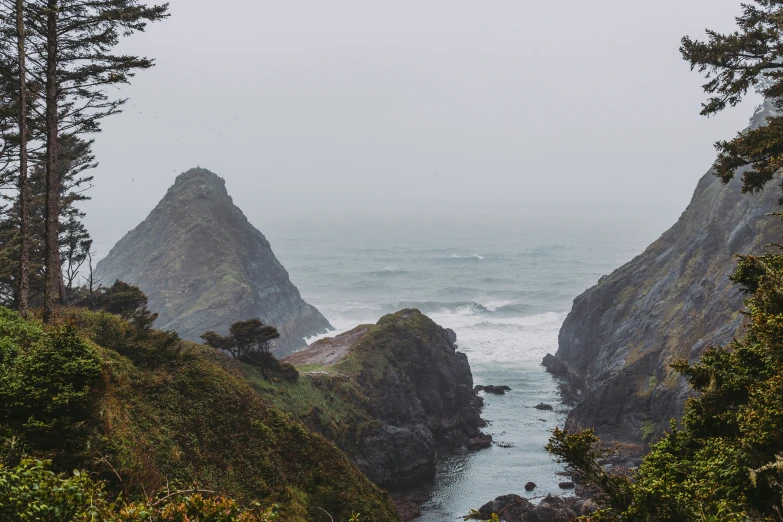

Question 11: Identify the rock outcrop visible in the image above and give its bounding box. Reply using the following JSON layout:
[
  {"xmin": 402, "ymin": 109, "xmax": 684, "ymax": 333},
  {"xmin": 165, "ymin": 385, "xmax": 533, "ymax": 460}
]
[
  {"xmin": 95, "ymin": 168, "xmax": 332, "ymax": 356},
  {"xmin": 549, "ymin": 100, "xmax": 783, "ymax": 443},
  {"xmin": 255, "ymin": 309, "xmax": 490, "ymax": 491},
  {"xmin": 472, "ymin": 493, "xmax": 594, "ymax": 521}
]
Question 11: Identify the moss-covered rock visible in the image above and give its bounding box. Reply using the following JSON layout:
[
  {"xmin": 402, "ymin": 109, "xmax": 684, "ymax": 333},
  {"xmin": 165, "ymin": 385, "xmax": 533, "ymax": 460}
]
[{"xmin": 252, "ymin": 309, "xmax": 490, "ymax": 491}]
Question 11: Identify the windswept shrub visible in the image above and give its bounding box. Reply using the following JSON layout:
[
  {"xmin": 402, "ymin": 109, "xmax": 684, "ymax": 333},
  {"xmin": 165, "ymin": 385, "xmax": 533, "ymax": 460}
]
[{"xmin": 201, "ymin": 319, "xmax": 297, "ymax": 381}]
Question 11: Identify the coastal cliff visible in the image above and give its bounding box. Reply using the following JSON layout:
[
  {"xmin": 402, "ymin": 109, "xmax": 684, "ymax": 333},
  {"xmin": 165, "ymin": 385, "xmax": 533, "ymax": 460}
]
[
  {"xmin": 251, "ymin": 309, "xmax": 490, "ymax": 491},
  {"xmin": 95, "ymin": 168, "xmax": 332, "ymax": 356},
  {"xmin": 549, "ymin": 100, "xmax": 783, "ymax": 443}
]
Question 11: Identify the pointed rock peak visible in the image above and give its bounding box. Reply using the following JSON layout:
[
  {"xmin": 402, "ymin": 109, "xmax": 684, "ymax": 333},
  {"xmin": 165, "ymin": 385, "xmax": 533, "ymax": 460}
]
[
  {"xmin": 167, "ymin": 167, "xmax": 229, "ymax": 199},
  {"xmin": 96, "ymin": 167, "xmax": 332, "ymax": 355}
]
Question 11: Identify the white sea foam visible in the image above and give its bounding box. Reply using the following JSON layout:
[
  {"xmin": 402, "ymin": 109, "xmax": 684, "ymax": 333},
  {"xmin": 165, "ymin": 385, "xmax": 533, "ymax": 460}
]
[
  {"xmin": 449, "ymin": 254, "xmax": 485, "ymax": 260},
  {"xmin": 476, "ymin": 298, "xmax": 515, "ymax": 312}
]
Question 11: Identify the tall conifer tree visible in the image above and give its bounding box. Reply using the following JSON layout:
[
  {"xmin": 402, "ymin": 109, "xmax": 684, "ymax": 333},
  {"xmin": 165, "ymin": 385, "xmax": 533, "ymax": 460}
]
[
  {"xmin": 681, "ymin": 0, "xmax": 783, "ymax": 196},
  {"xmin": 15, "ymin": 0, "xmax": 30, "ymax": 316},
  {"xmin": 19, "ymin": 0, "xmax": 168, "ymax": 322}
]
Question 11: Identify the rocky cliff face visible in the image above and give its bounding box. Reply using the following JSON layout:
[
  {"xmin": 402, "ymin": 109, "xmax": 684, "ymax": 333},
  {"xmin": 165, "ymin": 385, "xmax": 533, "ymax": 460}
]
[
  {"xmin": 550, "ymin": 101, "xmax": 783, "ymax": 443},
  {"xmin": 95, "ymin": 168, "xmax": 332, "ymax": 355},
  {"xmin": 255, "ymin": 309, "xmax": 490, "ymax": 491}
]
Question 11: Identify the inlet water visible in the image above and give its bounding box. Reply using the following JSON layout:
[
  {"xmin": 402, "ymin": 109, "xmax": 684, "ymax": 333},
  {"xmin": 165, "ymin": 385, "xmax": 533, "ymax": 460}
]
[{"xmin": 269, "ymin": 220, "xmax": 653, "ymax": 520}]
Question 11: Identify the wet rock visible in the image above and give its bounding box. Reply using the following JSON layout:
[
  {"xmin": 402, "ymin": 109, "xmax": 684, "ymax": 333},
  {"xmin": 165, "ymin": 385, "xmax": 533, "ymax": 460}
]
[
  {"xmin": 477, "ymin": 494, "xmax": 533, "ymax": 521},
  {"xmin": 529, "ymin": 495, "xmax": 577, "ymax": 522},
  {"xmin": 524, "ymin": 481, "xmax": 536, "ymax": 491},
  {"xmin": 474, "ymin": 385, "xmax": 512, "ymax": 395},
  {"xmin": 468, "ymin": 433, "xmax": 493, "ymax": 450},
  {"xmin": 558, "ymin": 481, "xmax": 575, "ymax": 489},
  {"xmin": 534, "ymin": 403, "xmax": 554, "ymax": 411},
  {"xmin": 542, "ymin": 353, "xmax": 569, "ymax": 377}
]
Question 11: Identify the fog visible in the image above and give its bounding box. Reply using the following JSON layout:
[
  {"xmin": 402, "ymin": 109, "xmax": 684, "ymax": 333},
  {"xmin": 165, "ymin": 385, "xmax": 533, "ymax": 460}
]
[{"xmin": 84, "ymin": 0, "xmax": 762, "ymax": 257}]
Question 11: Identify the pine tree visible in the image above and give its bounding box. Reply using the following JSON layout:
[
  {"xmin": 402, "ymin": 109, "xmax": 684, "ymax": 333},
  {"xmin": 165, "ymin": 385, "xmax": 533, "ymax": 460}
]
[
  {"xmin": 14, "ymin": 0, "xmax": 30, "ymax": 316},
  {"xmin": 0, "ymin": 135, "xmax": 95, "ymax": 307},
  {"xmin": 19, "ymin": 0, "xmax": 169, "ymax": 322},
  {"xmin": 681, "ymin": 0, "xmax": 783, "ymax": 198},
  {"xmin": 0, "ymin": 1, "xmax": 35, "ymax": 315}
]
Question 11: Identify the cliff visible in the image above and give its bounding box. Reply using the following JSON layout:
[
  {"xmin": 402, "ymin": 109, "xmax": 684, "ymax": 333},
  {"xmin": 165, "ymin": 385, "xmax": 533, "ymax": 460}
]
[
  {"xmin": 550, "ymin": 100, "xmax": 783, "ymax": 443},
  {"xmin": 250, "ymin": 309, "xmax": 490, "ymax": 491},
  {"xmin": 95, "ymin": 168, "xmax": 331, "ymax": 356}
]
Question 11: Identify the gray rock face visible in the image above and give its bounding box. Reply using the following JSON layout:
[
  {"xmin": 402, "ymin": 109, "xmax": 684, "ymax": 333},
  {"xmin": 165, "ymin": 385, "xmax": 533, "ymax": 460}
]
[
  {"xmin": 552, "ymin": 100, "xmax": 783, "ymax": 443},
  {"xmin": 283, "ymin": 309, "xmax": 491, "ymax": 490},
  {"xmin": 95, "ymin": 168, "xmax": 332, "ymax": 356}
]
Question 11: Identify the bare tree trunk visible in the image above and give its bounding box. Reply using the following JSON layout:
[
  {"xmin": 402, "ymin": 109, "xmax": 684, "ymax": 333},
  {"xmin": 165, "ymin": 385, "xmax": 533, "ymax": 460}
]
[
  {"xmin": 43, "ymin": 0, "xmax": 59, "ymax": 324},
  {"xmin": 16, "ymin": 0, "xmax": 30, "ymax": 318}
]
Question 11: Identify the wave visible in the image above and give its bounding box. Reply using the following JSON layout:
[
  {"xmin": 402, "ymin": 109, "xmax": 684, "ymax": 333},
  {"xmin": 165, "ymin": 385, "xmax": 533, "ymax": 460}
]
[
  {"xmin": 366, "ymin": 268, "xmax": 412, "ymax": 277},
  {"xmin": 438, "ymin": 287, "xmax": 482, "ymax": 297},
  {"xmin": 395, "ymin": 300, "xmax": 491, "ymax": 315},
  {"xmin": 448, "ymin": 254, "xmax": 485, "ymax": 260},
  {"xmin": 391, "ymin": 300, "xmax": 534, "ymax": 317}
]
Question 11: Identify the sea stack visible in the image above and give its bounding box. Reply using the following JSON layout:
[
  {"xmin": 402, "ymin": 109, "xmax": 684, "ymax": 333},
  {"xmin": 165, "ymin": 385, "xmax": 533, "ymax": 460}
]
[{"xmin": 95, "ymin": 167, "xmax": 332, "ymax": 355}]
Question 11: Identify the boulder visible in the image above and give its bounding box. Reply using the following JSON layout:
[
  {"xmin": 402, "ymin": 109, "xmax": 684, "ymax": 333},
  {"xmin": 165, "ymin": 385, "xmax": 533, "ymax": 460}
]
[{"xmin": 475, "ymin": 385, "xmax": 512, "ymax": 395}]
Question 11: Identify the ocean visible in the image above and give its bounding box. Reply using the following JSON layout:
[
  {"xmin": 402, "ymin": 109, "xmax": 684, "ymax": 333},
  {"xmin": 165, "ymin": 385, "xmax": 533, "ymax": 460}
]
[{"xmin": 267, "ymin": 219, "xmax": 656, "ymax": 521}]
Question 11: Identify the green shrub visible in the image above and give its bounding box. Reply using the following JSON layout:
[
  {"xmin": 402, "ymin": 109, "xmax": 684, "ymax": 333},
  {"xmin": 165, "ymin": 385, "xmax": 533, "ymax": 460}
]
[
  {"xmin": 0, "ymin": 310, "xmax": 101, "ymax": 454},
  {"xmin": 0, "ymin": 459, "xmax": 109, "ymax": 521},
  {"xmin": 547, "ymin": 247, "xmax": 783, "ymax": 520}
]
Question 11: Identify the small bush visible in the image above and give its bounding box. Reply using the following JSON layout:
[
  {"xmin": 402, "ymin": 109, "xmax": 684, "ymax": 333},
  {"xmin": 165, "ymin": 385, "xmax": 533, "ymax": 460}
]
[{"xmin": 0, "ymin": 311, "xmax": 101, "ymax": 453}]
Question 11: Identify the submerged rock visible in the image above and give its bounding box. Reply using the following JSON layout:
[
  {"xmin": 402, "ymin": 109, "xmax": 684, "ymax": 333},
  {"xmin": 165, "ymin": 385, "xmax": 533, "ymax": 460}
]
[{"xmin": 534, "ymin": 403, "xmax": 554, "ymax": 411}]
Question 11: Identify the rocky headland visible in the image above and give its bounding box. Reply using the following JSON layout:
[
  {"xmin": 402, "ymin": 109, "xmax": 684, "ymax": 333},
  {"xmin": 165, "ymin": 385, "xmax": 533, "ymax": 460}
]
[
  {"xmin": 250, "ymin": 309, "xmax": 490, "ymax": 500},
  {"xmin": 95, "ymin": 168, "xmax": 332, "ymax": 356},
  {"xmin": 545, "ymin": 100, "xmax": 783, "ymax": 444}
]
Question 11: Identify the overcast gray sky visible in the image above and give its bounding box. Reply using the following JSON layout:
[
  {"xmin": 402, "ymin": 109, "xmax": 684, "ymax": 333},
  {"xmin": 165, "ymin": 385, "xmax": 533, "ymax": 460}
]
[{"xmin": 84, "ymin": 0, "xmax": 762, "ymax": 257}]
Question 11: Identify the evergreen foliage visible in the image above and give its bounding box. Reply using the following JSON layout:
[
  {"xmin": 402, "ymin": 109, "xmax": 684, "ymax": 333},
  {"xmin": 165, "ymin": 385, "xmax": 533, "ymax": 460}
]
[
  {"xmin": 681, "ymin": 0, "xmax": 783, "ymax": 198},
  {"xmin": 0, "ymin": 135, "xmax": 95, "ymax": 307},
  {"xmin": 0, "ymin": 307, "xmax": 398, "ymax": 521},
  {"xmin": 545, "ymin": 6, "xmax": 783, "ymax": 519},
  {"xmin": 547, "ymin": 234, "xmax": 783, "ymax": 520},
  {"xmin": 201, "ymin": 319, "xmax": 297, "ymax": 380}
]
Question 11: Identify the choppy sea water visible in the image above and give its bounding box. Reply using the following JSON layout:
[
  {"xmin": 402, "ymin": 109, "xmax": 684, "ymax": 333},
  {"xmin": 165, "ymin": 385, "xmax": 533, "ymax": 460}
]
[{"xmin": 267, "ymin": 220, "xmax": 653, "ymax": 521}]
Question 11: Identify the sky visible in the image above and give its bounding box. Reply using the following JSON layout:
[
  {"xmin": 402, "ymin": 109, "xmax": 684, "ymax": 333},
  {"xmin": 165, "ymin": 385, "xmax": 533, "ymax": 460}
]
[{"xmin": 83, "ymin": 0, "xmax": 763, "ymax": 258}]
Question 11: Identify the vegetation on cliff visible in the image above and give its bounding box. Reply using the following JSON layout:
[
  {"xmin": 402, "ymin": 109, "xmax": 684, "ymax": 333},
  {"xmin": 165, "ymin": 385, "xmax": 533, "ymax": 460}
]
[
  {"xmin": 0, "ymin": 306, "xmax": 398, "ymax": 521},
  {"xmin": 547, "ymin": 2, "xmax": 783, "ymax": 520},
  {"xmin": 548, "ymin": 241, "xmax": 783, "ymax": 520},
  {"xmin": 250, "ymin": 309, "xmax": 488, "ymax": 490}
]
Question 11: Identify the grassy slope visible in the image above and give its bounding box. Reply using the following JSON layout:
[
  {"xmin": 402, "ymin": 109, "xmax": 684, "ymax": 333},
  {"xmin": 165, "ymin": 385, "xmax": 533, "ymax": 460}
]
[{"xmin": 1, "ymin": 308, "xmax": 399, "ymax": 522}]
